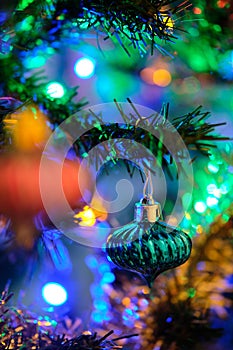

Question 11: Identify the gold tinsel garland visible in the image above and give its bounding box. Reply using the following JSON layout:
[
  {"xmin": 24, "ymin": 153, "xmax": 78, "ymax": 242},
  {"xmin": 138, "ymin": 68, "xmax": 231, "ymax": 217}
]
[{"xmin": 140, "ymin": 205, "xmax": 233, "ymax": 350}]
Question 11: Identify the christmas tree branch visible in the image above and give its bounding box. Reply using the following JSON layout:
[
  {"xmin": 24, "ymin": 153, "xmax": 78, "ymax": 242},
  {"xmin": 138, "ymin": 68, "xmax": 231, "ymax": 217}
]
[
  {"xmin": 1, "ymin": 0, "xmax": 191, "ymax": 56},
  {"xmin": 71, "ymin": 99, "xmax": 229, "ymax": 177},
  {"xmin": 0, "ymin": 286, "xmax": 138, "ymax": 349}
]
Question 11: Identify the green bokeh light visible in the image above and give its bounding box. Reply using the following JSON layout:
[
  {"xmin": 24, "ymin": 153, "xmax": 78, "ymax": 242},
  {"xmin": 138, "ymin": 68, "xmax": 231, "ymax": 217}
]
[
  {"xmin": 220, "ymin": 184, "xmax": 229, "ymax": 194},
  {"xmin": 18, "ymin": 0, "xmax": 35, "ymax": 10},
  {"xmin": 46, "ymin": 82, "xmax": 65, "ymax": 98},
  {"xmin": 24, "ymin": 56, "xmax": 46, "ymax": 69},
  {"xmin": 222, "ymin": 214, "xmax": 230, "ymax": 222},
  {"xmin": 188, "ymin": 288, "xmax": 196, "ymax": 298},
  {"xmin": 189, "ymin": 51, "xmax": 209, "ymax": 72},
  {"xmin": 221, "ymin": 198, "xmax": 231, "ymax": 210},
  {"xmin": 188, "ymin": 28, "xmax": 199, "ymax": 37},
  {"xmin": 194, "ymin": 201, "xmax": 207, "ymax": 213},
  {"xmin": 200, "ymin": 19, "xmax": 209, "ymax": 28},
  {"xmin": 213, "ymin": 24, "xmax": 222, "ymax": 32},
  {"xmin": 96, "ymin": 69, "xmax": 139, "ymax": 101},
  {"xmin": 206, "ymin": 196, "xmax": 219, "ymax": 207},
  {"xmin": 207, "ymin": 183, "xmax": 217, "ymax": 194},
  {"xmin": 208, "ymin": 162, "xmax": 219, "ymax": 173},
  {"xmin": 17, "ymin": 15, "xmax": 34, "ymax": 31}
]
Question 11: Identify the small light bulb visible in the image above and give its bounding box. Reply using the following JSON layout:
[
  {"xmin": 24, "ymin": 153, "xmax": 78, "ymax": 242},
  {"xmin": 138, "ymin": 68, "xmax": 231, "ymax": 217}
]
[
  {"xmin": 46, "ymin": 82, "xmax": 65, "ymax": 98},
  {"xmin": 74, "ymin": 57, "xmax": 95, "ymax": 79},
  {"xmin": 42, "ymin": 282, "xmax": 67, "ymax": 306}
]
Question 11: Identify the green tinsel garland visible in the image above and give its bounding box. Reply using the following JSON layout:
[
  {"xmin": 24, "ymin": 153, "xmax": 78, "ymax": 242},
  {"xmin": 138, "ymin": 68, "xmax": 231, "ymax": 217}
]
[
  {"xmin": 70, "ymin": 99, "xmax": 229, "ymax": 176},
  {"xmin": 1, "ymin": 0, "xmax": 191, "ymax": 56}
]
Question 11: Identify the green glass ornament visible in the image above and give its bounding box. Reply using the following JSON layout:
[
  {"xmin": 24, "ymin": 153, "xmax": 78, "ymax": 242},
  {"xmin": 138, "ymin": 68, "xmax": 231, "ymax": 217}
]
[{"xmin": 106, "ymin": 196, "xmax": 192, "ymax": 287}]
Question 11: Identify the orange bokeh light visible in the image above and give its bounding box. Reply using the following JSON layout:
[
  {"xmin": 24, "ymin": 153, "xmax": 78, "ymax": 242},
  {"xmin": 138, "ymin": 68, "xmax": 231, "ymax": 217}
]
[
  {"xmin": 140, "ymin": 67, "xmax": 155, "ymax": 85},
  {"xmin": 193, "ymin": 7, "xmax": 202, "ymax": 14},
  {"xmin": 217, "ymin": 0, "xmax": 228, "ymax": 8},
  {"xmin": 5, "ymin": 105, "xmax": 51, "ymax": 152},
  {"xmin": 153, "ymin": 69, "xmax": 172, "ymax": 87}
]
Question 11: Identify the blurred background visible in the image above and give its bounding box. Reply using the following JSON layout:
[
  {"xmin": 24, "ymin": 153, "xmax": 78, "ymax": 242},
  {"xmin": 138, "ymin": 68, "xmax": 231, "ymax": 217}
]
[{"xmin": 0, "ymin": 1, "xmax": 233, "ymax": 349}]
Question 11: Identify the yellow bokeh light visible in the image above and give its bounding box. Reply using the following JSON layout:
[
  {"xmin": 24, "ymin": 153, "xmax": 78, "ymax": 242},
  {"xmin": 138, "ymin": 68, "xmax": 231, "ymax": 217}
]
[
  {"xmin": 122, "ymin": 297, "xmax": 131, "ymax": 307},
  {"xmin": 74, "ymin": 206, "xmax": 96, "ymax": 227},
  {"xmin": 38, "ymin": 321, "xmax": 51, "ymax": 326},
  {"xmin": 153, "ymin": 69, "xmax": 172, "ymax": 87},
  {"xmin": 141, "ymin": 286, "xmax": 150, "ymax": 294},
  {"xmin": 196, "ymin": 225, "xmax": 203, "ymax": 234},
  {"xmin": 151, "ymin": 14, "xmax": 174, "ymax": 33},
  {"xmin": 4, "ymin": 105, "xmax": 51, "ymax": 152},
  {"xmin": 91, "ymin": 195, "xmax": 108, "ymax": 222},
  {"xmin": 161, "ymin": 15, "xmax": 174, "ymax": 33}
]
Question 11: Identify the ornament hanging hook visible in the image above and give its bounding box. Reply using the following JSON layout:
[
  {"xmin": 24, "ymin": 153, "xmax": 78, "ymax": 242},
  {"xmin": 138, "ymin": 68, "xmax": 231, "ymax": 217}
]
[{"xmin": 143, "ymin": 162, "xmax": 153, "ymax": 199}]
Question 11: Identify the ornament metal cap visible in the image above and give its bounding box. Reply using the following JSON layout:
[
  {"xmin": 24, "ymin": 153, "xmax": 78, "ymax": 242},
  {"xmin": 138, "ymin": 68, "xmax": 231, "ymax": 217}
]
[{"xmin": 134, "ymin": 195, "xmax": 161, "ymax": 223}]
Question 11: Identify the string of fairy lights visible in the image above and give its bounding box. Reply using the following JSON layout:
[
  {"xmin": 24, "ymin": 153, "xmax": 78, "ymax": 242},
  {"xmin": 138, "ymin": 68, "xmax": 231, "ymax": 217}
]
[{"xmin": 0, "ymin": 0, "xmax": 233, "ymax": 348}]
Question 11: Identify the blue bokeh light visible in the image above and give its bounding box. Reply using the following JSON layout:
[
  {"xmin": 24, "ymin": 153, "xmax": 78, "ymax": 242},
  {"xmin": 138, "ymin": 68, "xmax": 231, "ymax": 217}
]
[
  {"xmin": 74, "ymin": 57, "xmax": 95, "ymax": 79},
  {"xmin": 42, "ymin": 282, "xmax": 68, "ymax": 306},
  {"xmin": 101, "ymin": 272, "xmax": 115, "ymax": 284},
  {"xmin": 218, "ymin": 50, "xmax": 233, "ymax": 81}
]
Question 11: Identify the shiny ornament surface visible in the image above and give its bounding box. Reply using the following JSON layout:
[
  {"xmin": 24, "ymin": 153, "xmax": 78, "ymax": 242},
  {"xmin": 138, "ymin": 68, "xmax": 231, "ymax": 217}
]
[{"xmin": 106, "ymin": 197, "xmax": 192, "ymax": 287}]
